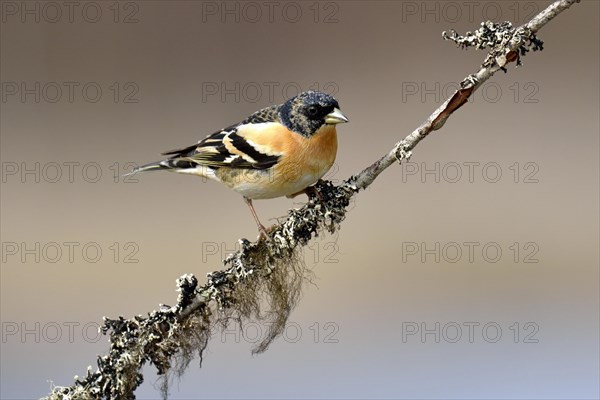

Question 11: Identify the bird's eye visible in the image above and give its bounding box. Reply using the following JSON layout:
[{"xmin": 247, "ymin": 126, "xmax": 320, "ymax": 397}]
[{"xmin": 307, "ymin": 106, "xmax": 318, "ymax": 116}]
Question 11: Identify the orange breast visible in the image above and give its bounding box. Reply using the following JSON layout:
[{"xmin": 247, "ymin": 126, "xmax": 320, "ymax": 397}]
[{"xmin": 271, "ymin": 124, "xmax": 337, "ymax": 195}]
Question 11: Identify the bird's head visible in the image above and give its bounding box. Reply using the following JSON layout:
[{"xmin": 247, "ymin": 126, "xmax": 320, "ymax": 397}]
[{"xmin": 280, "ymin": 91, "xmax": 349, "ymax": 137}]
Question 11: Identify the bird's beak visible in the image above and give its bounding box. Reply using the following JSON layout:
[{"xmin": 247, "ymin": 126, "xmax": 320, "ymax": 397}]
[{"xmin": 325, "ymin": 108, "xmax": 349, "ymax": 125}]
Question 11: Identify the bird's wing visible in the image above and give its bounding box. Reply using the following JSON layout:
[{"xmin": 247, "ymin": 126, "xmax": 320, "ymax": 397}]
[{"xmin": 162, "ymin": 105, "xmax": 284, "ymax": 170}]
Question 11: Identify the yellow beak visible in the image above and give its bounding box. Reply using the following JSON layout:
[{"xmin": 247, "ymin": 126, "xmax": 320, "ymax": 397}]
[{"xmin": 325, "ymin": 108, "xmax": 349, "ymax": 125}]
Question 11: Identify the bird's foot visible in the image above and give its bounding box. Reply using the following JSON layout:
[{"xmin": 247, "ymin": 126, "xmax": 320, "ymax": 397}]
[
  {"xmin": 306, "ymin": 185, "xmax": 324, "ymax": 203},
  {"xmin": 257, "ymin": 224, "xmax": 277, "ymax": 241},
  {"xmin": 258, "ymin": 225, "xmax": 269, "ymax": 240},
  {"xmin": 287, "ymin": 181, "xmax": 325, "ymax": 203}
]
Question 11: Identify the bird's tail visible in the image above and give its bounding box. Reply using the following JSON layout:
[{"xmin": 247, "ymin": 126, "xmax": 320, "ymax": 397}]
[
  {"xmin": 124, "ymin": 160, "xmax": 174, "ymax": 177},
  {"xmin": 124, "ymin": 158, "xmax": 201, "ymax": 177}
]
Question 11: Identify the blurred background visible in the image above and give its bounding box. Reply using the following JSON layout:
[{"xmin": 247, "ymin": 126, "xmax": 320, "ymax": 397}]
[{"xmin": 1, "ymin": 1, "xmax": 598, "ymax": 399}]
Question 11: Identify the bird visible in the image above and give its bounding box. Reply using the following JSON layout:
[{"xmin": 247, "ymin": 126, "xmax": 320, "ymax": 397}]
[{"xmin": 129, "ymin": 90, "xmax": 349, "ymax": 238}]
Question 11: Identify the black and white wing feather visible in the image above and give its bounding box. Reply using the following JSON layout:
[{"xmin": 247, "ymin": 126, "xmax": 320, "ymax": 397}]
[{"xmin": 130, "ymin": 105, "xmax": 282, "ymax": 175}]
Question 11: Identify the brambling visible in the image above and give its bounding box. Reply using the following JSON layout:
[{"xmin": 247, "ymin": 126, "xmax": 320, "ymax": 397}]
[{"xmin": 130, "ymin": 90, "xmax": 348, "ymax": 237}]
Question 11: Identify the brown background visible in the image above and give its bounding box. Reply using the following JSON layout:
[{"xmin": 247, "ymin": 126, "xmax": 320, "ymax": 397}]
[{"xmin": 1, "ymin": 1, "xmax": 598, "ymax": 398}]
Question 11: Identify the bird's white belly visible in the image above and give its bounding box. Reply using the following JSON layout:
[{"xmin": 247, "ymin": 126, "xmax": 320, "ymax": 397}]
[{"xmin": 224, "ymin": 164, "xmax": 330, "ymax": 199}]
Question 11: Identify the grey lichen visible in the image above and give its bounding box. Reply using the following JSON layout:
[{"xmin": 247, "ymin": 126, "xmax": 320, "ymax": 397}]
[{"xmin": 443, "ymin": 21, "xmax": 544, "ymax": 68}]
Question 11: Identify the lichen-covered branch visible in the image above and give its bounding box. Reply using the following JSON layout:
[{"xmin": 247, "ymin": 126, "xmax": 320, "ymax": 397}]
[{"xmin": 43, "ymin": 1, "xmax": 580, "ymax": 399}]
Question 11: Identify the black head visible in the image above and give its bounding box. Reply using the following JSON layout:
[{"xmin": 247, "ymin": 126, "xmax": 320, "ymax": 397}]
[{"xmin": 279, "ymin": 91, "xmax": 348, "ymax": 137}]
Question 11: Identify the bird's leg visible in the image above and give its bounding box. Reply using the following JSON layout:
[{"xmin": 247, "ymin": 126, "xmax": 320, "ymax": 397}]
[{"xmin": 243, "ymin": 197, "xmax": 269, "ymax": 239}]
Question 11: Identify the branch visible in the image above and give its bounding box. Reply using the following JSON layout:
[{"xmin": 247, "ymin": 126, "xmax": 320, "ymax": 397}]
[{"xmin": 44, "ymin": 1, "xmax": 580, "ymax": 399}]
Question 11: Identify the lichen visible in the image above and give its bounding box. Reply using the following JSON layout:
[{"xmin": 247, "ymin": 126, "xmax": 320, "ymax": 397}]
[{"xmin": 443, "ymin": 21, "xmax": 544, "ymax": 68}]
